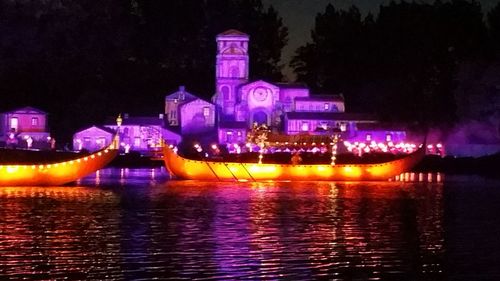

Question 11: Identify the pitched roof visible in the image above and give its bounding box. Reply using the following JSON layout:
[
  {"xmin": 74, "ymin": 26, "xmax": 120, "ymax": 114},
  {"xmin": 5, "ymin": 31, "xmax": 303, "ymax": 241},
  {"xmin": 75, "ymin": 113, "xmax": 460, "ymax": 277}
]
[
  {"xmin": 286, "ymin": 112, "xmax": 377, "ymax": 122},
  {"xmin": 239, "ymin": 79, "xmax": 277, "ymax": 89},
  {"xmin": 95, "ymin": 125, "xmax": 116, "ymax": 134},
  {"xmin": 218, "ymin": 29, "xmax": 248, "ymax": 37},
  {"xmin": 75, "ymin": 125, "xmax": 115, "ymax": 135},
  {"xmin": 181, "ymin": 98, "xmax": 214, "ymax": 107},
  {"xmin": 165, "ymin": 86, "xmax": 198, "ymax": 103},
  {"xmin": 3, "ymin": 106, "xmax": 47, "ymax": 114}
]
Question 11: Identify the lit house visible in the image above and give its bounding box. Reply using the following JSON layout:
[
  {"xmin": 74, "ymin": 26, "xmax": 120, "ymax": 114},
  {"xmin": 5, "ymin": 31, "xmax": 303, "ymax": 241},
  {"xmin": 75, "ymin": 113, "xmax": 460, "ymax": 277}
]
[
  {"xmin": 73, "ymin": 114, "xmax": 181, "ymax": 153},
  {"xmin": 165, "ymin": 86, "xmax": 216, "ymax": 134},
  {"xmin": 0, "ymin": 106, "xmax": 50, "ymax": 148},
  {"xmin": 73, "ymin": 126, "xmax": 115, "ymax": 152}
]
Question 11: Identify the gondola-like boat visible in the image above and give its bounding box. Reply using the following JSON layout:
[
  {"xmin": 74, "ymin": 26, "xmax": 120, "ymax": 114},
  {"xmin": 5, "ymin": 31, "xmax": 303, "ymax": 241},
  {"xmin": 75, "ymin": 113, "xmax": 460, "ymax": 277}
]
[
  {"xmin": 0, "ymin": 139, "xmax": 119, "ymax": 186},
  {"xmin": 162, "ymin": 142, "xmax": 426, "ymax": 181}
]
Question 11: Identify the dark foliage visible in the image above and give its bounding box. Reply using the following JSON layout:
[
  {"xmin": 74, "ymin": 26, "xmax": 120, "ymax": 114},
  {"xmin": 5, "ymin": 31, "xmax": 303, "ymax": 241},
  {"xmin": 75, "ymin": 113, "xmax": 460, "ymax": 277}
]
[
  {"xmin": 0, "ymin": 0, "xmax": 287, "ymax": 143},
  {"xmin": 291, "ymin": 0, "xmax": 497, "ymax": 129}
]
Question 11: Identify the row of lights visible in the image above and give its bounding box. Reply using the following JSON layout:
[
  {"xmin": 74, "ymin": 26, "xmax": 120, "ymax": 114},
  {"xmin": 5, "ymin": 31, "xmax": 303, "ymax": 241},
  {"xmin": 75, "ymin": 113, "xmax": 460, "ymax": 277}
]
[{"xmin": 0, "ymin": 150, "xmax": 109, "ymax": 172}]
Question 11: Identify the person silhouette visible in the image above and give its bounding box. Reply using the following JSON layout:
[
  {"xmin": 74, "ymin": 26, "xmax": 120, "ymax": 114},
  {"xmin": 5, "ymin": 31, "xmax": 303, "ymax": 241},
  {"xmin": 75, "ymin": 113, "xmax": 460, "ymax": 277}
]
[{"xmin": 291, "ymin": 151, "xmax": 302, "ymax": 165}]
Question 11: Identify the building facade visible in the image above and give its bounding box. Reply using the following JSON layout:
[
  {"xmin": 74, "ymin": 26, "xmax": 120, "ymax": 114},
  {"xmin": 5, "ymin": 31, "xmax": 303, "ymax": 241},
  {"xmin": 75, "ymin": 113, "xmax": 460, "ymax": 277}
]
[
  {"xmin": 209, "ymin": 30, "xmax": 381, "ymax": 144},
  {"xmin": 73, "ymin": 126, "xmax": 115, "ymax": 152},
  {"xmin": 0, "ymin": 106, "xmax": 50, "ymax": 148},
  {"xmin": 163, "ymin": 29, "xmax": 408, "ymax": 147},
  {"xmin": 73, "ymin": 115, "xmax": 181, "ymax": 153},
  {"xmin": 165, "ymin": 86, "xmax": 216, "ymax": 134}
]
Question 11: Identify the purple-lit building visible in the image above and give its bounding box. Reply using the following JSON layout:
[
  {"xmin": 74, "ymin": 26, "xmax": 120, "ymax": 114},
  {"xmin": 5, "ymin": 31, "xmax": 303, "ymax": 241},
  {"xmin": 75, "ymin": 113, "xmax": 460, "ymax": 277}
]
[
  {"xmin": 72, "ymin": 29, "xmax": 410, "ymax": 154},
  {"xmin": 73, "ymin": 114, "xmax": 181, "ymax": 153},
  {"xmin": 165, "ymin": 86, "xmax": 216, "ymax": 134},
  {"xmin": 165, "ymin": 29, "xmax": 390, "ymax": 145},
  {"xmin": 0, "ymin": 106, "xmax": 51, "ymax": 148},
  {"xmin": 73, "ymin": 126, "xmax": 115, "ymax": 152},
  {"xmin": 347, "ymin": 123, "xmax": 408, "ymax": 144}
]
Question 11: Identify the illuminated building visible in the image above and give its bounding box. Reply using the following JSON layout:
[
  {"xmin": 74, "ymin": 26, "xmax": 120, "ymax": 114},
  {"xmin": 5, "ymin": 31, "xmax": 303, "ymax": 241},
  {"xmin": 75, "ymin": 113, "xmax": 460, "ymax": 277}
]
[
  {"xmin": 74, "ymin": 115, "xmax": 181, "ymax": 153},
  {"xmin": 0, "ymin": 106, "xmax": 50, "ymax": 148},
  {"xmin": 76, "ymin": 29, "xmax": 416, "ymax": 153},
  {"xmin": 165, "ymin": 29, "xmax": 402, "ymax": 145}
]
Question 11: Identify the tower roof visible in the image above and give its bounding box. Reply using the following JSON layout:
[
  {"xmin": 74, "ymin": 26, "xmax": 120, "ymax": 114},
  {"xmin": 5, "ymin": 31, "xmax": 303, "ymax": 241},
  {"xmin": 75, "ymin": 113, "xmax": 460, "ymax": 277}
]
[{"xmin": 217, "ymin": 29, "xmax": 248, "ymax": 37}]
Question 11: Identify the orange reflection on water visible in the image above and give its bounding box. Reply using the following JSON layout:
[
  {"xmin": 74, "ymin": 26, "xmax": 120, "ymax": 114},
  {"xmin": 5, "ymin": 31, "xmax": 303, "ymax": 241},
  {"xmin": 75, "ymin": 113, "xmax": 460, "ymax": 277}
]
[
  {"xmin": 241, "ymin": 181, "xmax": 445, "ymax": 279},
  {"xmin": 0, "ymin": 186, "xmax": 121, "ymax": 279}
]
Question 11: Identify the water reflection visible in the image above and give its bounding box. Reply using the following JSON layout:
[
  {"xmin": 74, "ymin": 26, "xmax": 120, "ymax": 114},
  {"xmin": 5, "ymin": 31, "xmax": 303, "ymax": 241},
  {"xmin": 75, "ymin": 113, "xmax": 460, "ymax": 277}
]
[
  {"xmin": 0, "ymin": 169, "xmax": 489, "ymax": 280},
  {"xmin": 158, "ymin": 180, "xmax": 445, "ymax": 280}
]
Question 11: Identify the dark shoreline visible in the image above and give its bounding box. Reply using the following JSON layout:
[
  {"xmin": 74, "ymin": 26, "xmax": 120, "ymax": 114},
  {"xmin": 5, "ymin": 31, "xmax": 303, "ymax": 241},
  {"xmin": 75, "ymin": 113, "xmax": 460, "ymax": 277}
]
[{"xmin": 414, "ymin": 154, "xmax": 500, "ymax": 179}]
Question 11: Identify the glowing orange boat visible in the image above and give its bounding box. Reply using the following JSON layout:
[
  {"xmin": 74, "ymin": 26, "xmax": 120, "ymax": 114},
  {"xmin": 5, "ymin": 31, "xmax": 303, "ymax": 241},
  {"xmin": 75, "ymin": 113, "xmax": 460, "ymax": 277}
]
[
  {"xmin": 0, "ymin": 143, "xmax": 119, "ymax": 186},
  {"xmin": 162, "ymin": 143, "xmax": 426, "ymax": 181}
]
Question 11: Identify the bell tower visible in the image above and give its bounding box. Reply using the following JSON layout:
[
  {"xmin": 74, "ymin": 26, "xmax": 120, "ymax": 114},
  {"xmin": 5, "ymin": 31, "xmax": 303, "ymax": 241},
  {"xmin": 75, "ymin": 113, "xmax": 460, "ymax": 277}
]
[{"xmin": 214, "ymin": 29, "xmax": 249, "ymax": 119}]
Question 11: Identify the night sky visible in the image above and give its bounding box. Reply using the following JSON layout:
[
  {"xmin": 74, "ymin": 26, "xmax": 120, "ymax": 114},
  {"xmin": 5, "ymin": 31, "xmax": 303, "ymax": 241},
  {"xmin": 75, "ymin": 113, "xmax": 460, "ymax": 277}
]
[{"xmin": 263, "ymin": 0, "xmax": 500, "ymax": 80}]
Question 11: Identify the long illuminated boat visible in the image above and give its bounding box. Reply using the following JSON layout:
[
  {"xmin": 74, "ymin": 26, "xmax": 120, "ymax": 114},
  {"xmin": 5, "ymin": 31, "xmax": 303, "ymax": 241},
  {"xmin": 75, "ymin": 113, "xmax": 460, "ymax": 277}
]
[
  {"xmin": 0, "ymin": 142, "xmax": 119, "ymax": 186},
  {"xmin": 162, "ymin": 143, "xmax": 426, "ymax": 181}
]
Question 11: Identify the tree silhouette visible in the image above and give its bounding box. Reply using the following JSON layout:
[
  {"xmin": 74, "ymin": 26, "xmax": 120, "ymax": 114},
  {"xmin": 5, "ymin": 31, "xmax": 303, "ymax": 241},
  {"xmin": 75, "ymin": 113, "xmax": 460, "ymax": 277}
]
[
  {"xmin": 0, "ymin": 0, "xmax": 288, "ymax": 143},
  {"xmin": 291, "ymin": 0, "xmax": 490, "ymax": 128}
]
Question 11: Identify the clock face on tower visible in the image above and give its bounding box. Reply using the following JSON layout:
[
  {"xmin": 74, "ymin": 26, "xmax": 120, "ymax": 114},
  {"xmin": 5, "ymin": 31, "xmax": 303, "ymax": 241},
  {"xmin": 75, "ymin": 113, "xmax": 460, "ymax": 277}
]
[{"xmin": 252, "ymin": 87, "xmax": 269, "ymax": 102}]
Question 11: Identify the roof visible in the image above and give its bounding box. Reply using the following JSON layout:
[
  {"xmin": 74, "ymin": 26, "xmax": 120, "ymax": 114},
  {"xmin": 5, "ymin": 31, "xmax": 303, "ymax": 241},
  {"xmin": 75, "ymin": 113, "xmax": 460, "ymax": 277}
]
[
  {"xmin": 165, "ymin": 86, "xmax": 198, "ymax": 103},
  {"xmin": 95, "ymin": 125, "xmax": 116, "ymax": 134},
  {"xmin": 218, "ymin": 29, "xmax": 248, "ymax": 37},
  {"xmin": 239, "ymin": 79, "xmax": 277, "ymax": 89},
  {"xmin": 181, "ymin": 98, "xmax": 214, "ymax": 107},
  {"xmin": 295, "ymin": 95, "xmax": 344, "ymax": 102},
  {"xmin": 219, "ymin": 121, "xmax": 248, "ymax": 129},
  {"xmin": 3, "ymin": 106, "xmax": 47, "ymax": 114},
  {"xmin": 286, "ymin": 112, "xmax": 377, "ymax": 122},
  {"xmin": 75, "ymin": 125, "xmax": 115, "ymax": 135}
]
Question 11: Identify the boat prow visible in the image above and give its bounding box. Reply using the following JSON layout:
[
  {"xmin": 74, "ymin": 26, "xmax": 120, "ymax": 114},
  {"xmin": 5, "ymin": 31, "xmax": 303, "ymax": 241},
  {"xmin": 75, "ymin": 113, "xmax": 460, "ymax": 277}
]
[
  {"xmin": 162, "ymin": 143, "xmax": 426, "ymax": 182},
  {"xmin": 0, "ymin": 145, "xmax": 119, "ymax": 186}
]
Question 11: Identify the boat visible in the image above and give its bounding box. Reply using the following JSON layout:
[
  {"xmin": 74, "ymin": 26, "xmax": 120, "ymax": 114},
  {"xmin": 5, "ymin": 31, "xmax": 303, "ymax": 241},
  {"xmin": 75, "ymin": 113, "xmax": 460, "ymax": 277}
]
[
  {"xmin": 0, "ymin": 140, "xmax": 119, "ymax": 186},
  {"xmin": 162, "ymin": 142, "xmax": 426, "ymax": 181}
]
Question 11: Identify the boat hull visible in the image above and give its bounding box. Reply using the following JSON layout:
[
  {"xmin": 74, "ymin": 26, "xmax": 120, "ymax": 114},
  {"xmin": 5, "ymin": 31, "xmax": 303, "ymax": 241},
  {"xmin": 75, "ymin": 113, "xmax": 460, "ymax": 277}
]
[
  {"xmin": 163, "ymin": 145, "xmax": 426, "ymax": 181},
  {"xmin": 0, "ymin": 148, "xmax": 118, "ymax": 186}
]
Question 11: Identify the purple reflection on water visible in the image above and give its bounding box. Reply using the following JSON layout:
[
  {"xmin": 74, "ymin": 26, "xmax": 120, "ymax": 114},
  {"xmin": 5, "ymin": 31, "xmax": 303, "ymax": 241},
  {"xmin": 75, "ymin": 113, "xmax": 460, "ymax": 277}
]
[{"xmin": 1, "ymin": 170, "xmax": 499, "ymax": 279}]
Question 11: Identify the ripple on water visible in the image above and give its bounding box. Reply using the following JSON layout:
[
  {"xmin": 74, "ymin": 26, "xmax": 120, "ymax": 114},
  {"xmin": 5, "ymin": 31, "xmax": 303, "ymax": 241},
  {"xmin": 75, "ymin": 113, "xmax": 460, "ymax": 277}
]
[{"xmin": 1, "ymin": 169, "xmax": 498, "ymax": 279}]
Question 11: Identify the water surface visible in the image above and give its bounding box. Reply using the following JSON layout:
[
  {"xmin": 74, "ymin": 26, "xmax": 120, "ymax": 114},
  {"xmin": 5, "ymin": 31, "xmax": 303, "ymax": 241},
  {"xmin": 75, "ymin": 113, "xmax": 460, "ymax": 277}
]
[{"xmin": 0, "ymin": 168, "xmax": 499, "ymax": 280}]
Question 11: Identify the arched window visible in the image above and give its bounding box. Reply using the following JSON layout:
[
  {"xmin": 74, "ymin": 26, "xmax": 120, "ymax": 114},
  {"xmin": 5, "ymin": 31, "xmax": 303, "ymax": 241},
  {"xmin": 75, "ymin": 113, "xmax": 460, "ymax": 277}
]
[
  {"xmin": 253, "ymin": 111, "xmax": 268, "ymax": 125},
  {"xmin": 221, "ymin": 86, "xmax": 230, "ymax": 101}
]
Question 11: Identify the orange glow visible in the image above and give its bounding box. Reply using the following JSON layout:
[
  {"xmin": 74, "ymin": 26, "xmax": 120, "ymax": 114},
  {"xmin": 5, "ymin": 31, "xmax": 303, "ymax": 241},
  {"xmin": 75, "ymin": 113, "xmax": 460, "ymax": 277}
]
[
  {"xmin": 162, "ymin": 143, "xmax": 425, "ymax": 181},
  {"xmin": 0, "ymin": 145, "xmax": 118, "ymax": 186}
]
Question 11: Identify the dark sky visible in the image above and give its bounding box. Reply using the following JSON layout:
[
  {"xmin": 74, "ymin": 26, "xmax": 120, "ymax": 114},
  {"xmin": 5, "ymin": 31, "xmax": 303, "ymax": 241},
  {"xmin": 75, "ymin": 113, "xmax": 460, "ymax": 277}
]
[{"xmin": 262, "ymin": 0, "xmax": 499, "ymax": 80}]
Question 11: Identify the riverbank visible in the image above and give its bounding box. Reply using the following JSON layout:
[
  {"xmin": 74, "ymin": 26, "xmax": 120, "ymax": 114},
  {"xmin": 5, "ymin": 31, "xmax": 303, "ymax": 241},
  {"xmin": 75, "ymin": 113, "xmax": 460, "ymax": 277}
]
[{"xmin": 415, "ymin": 153, "xmax": 500, "ymax": 178}]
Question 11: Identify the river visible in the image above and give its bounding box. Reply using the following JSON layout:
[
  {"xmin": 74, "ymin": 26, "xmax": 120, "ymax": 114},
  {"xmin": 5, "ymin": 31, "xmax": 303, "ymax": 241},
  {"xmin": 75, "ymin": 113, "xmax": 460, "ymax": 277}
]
[{"xmin": 1, "ymin": 168, "xmax": 499, "ymax": 280}]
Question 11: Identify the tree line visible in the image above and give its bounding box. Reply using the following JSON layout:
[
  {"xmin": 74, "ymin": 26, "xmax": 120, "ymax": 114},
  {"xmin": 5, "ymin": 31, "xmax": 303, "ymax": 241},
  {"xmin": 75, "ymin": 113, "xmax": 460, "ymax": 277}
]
[
  {"xmin": 0, "ymin": 0, "xmax": 499, "ymax": 143},
  {"xmin": 292, "ymin": 0, "xmax": 500, "ymax": 130},
  {"xmin": 0, "ymin": 0, "xmax": 287, "ymax": 142}
]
